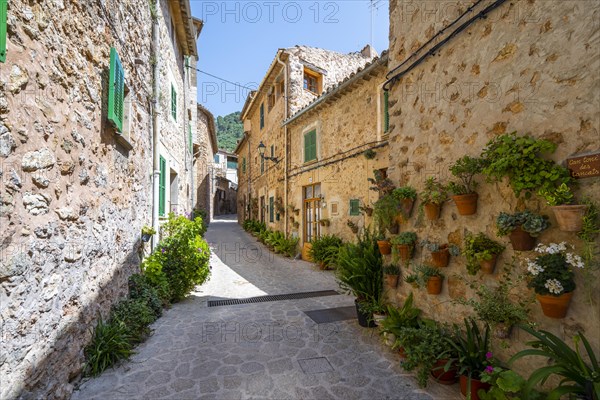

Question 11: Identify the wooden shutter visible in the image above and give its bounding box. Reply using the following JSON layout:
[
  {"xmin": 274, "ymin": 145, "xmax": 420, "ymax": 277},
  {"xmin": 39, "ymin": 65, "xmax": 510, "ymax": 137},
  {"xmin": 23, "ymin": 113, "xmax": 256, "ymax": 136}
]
[
  {"xmin": 242, "ymin": 157, "xmax": 246, "ymax": 173},
  {"xmin": 269, "ymin": 197, "xmax": 274, "ymax": 223},
  {"xmin": 108, "ymin": 48, "xmax": 125, "ymax": 132},
  {"xmin": 304, "ymin": 130, "xmax": 317, "ymax": 162},
  {"xmin": 260, "ymin": 103, "xmax": 264, "ymax": 129},
  {"xmin": 159, "ymin": 156, "xmax": 166, "ymax": 216},
  {"xmin": 384, "ymin": 91, "xmax": 389, "ymax": 133},
  {"xmin": 171, "ymin": 85, "xmax": 177, "ymax": 120},
  {"xmin": 0, "ymin": 0, "xmax": 6, "ymax": 63},
  {"xmin": 349, "ymin": 199, "xmax": 360, "ymax": 216}
]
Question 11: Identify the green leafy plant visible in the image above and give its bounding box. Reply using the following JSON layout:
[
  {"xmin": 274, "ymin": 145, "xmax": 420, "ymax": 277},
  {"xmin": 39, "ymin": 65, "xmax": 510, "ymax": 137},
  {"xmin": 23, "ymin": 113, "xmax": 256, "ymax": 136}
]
[
  {"xmin": 448, "ymin": 155, "xmax": 486, "ymax": 195},
  {"xmin": 379, "ymin": 292, "xmax": 421, "ymax": 337},
  {"xmin": 404, "ymin": 272, "xmax": 420, "ymax": 288},
  {"xmin": 496, "ymin": 211, "xmax": 549, "ymax": 237},
  {"xmin": 393, "ymin": 186, "xmax": 418, "ymax": 200},
  {"xmin": 363, "ymin": 149, "xmax": 377, "ymax": 159},
  {"xmin": 481, "ymin": 132, "xmax": 572, "ymax": 199},
  {"xmin": 525, "ymin": 242, "xmax": 583, "ymax": 296},
  {"xmin": 373, "ymin": 194, "xmax": 400, "ymax": 233},
  {"xmin": 274, "ymin": 236, "xmax": 299, "ymax": 258},
  {"xmin": 538, "ymin": 183, "xmax": 575, "ymax": 206},
  {"xmin": 142, "ymin": 214, "xmax": 211, "ymax": 302},
  {"xmin": 446, "ymin": 318, "xmax": 493, "ymax": 385},
  {"xmin": 419, "ymin": 177, "xmax": 448, "ymax": 205},
  {"xmin": 111, "ymin": 298, "xmax": 156, "ymax": 344},
  {"xmin": 310, "ymin": 235, "xmax": 343, "ymax": 268},
  {"xmin": 509, "ymin": 325, "xmax": 600, "ymax": 400},
  {"xmin": 463, "ymin": 233, "xmax": 505, "ymax": 275},
  {"xmin": 128, "ymin": 273, "xmax": 163, "ymax": 317},
  {"xmin": 141, "ymin": 225, "xmax": 156, "ymax": 236},
  {"xmin": 419, "ymin": 239, "xmax": 460, "ymax": 255},
  {"xmin": 84, "ymin": 316, "xmax": 133, "ymax": 377},
  {"xmin": 415, "ymin": 264, "xmax": 444, "ymax": 286},
  {"xmin": 383, "ymin": 265, "xmax": 400, "ymax": 275},
  {"xmin": 346, "ymin": 219, "xmax": 359, "ymax": 233},
  {"xmin": 391, "ymin": 232, "xmax": 418, "ymax": 245},
  {"xmin": 479, "ymin": 368, "xmax": 545, "ymax": 400},
  {"xmin": 368, "ymin": 169, "xmax": 395, "ymax": 195},
  {"xmin": 578, "ymin": 199, "xmax": 600, "ymax": 304}
]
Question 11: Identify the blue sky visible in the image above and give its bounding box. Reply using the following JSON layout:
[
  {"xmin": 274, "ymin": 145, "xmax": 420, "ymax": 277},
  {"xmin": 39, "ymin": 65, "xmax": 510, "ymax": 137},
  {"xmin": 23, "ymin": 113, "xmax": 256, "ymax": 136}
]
[{"xmin": 191, "ymin": 1, "xmax": 390, "ymax": 118}]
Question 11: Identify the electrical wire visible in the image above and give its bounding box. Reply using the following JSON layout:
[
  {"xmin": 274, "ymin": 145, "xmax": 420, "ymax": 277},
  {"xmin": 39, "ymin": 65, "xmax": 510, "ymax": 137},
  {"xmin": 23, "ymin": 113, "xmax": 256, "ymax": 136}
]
[{"xmin": 185, "ymin": 65, "xmax": 257, "ymax": 91}]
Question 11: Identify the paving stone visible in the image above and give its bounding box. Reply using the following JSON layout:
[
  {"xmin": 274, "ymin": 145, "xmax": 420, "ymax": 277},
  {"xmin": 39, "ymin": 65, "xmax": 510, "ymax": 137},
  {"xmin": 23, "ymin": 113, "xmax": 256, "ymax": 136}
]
[
  {"xmin": 198, "ymin": 376, "xmax": 220, "ymax": 393},
  {"xmin": 266, "ymin": 358, "xmax": 294, "ymax": 374},
  {"xmin": 170, "ymin": 378, "xmax": 195, "ymax": 392},
  {"xmin": 239, "ymin": 361, "xmax": 265, "ymax": 374},
  {"xmin": 223, "ymin": 375, "xmax": 243, "ymax": 390}
]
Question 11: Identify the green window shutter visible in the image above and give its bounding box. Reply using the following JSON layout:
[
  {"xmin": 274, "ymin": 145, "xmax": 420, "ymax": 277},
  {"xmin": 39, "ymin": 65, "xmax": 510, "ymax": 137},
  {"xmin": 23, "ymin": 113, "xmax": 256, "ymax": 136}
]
[
  {"xmin": 269, "ymin": 197, "xmax": 274, "ymax": 223},
  {"xmin": 304, "ymin": 130, "xmax": 317, "ymax": 162},
  {"xmin": 260, "ymin": 103, "xmax": 264, "ymax": 129},
  {"xmin": 0, "ymin": 0, "xmax": 7, "ymax": 63},
  {"xmin": 108, "ymin": 47, "xmax": 125, "ymax": 132},
  {"xmin": 349, "ymin": 199, "xmax": 360, "ymax": 216},
  {"xmin": 171, "ymin": 84, "xmax": 177, "ymax": 120},
  {"xmin": 159, "ymin": 156, "xmax": 166, "ymax": 216},
  {"xmin": 242, "ymin": 157, "xmax": 246, "ymax": 173},
  {"xmin": 384, "ymin": 91, "xmax": 389, "ymax": 133},
  {"xmin": 270, "ymin": 145, "xmax": 274, "ymax": 158}
]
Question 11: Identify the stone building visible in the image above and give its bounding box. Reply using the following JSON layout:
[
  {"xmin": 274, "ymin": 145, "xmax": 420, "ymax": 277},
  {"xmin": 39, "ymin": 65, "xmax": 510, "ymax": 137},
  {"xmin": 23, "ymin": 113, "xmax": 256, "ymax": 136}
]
[
  {"xmin": 236, "ymin": 45, "xmax": 376, "ymax": 230},
  {"xmin": 0, "ymin": 1, "xmax": 209, "ymax": 398},
  {"xmin": 385, "ymin": 0, "xmax": 599, "ymax": 367},
  {"xmin": 213, "ymin": 149, "xmax": 237, "ymax": 216},
  {"xmin": 194, "ymin": 104, "xmax": 218, "ymax": 222},
  {"xmin": 284, "ymin": 52, "xmax": 390, "ymax": 246}
]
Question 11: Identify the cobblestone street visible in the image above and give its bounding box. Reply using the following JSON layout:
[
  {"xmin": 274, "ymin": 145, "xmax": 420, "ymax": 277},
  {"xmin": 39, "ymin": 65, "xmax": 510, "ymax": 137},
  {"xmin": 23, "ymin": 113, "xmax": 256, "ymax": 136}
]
[{"xmin": 73, "ymin": 216, "xmax": 461, "ymax": 400}]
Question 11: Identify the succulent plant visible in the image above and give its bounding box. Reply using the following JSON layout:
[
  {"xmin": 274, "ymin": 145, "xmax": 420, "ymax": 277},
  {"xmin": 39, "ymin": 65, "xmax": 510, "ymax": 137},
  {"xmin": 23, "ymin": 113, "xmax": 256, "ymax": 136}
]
[
  {"xmin": 391, "ymin": 232, "xmax": 418, "ymax": 245},
  {"xmin": 496, "ymin": 211, "xmax": 549, "ymax": 237}
]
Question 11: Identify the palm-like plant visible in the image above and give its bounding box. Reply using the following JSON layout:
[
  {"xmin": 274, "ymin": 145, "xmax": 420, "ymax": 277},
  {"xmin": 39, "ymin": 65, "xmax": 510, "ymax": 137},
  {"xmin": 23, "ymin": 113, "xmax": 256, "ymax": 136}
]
[{"xmin": 509, "ymin": 325, "xmax": 599, "ymax": 400}]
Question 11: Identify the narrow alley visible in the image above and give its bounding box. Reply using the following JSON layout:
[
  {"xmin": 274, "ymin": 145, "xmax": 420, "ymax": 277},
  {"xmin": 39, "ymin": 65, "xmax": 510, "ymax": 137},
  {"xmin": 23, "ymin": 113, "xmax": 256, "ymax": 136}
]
[{"xmin": 72, "ymin": 216, "xmax": 459, "ymax": 400}]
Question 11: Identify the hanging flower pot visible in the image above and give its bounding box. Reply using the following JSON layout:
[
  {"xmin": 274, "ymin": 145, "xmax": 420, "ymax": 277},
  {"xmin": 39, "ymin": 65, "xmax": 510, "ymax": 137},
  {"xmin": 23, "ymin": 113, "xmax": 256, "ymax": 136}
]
[
  {"xmin": 479, "ymin": 254, "xmax": 499, "ymax": 274},
  {"xmin": 423, "ymin": 203, "xmax": 441, "ymax": 220},
  {"xmin": 396, "ymin": 244, "xmax": 413, "ymax": 263},
  {"xmin": 536, "ymin": 291, "xmax": 574, "ymax": 319},
  {"xmin": 551, "ymin": 205, "xmax": 588, "ymax": 232},
  {"xmin": 426, "ymin": 276, "xmax": 443, "ymax": 295},
  {"xmin": 493, "ymin": 322, "xmax": 513, "ymax": 339},
  {"xmin": 431, "ymin": 359, "xmax": 458, "ymax": 385},
  {"xmin": 452, "ymin": 192, "xmax": 479, "ymax": 215},
  {"xmin": 431, "ymin": 246, "xmax": 450, "ymax": 268},
  {"xmin": 384, "ymin": 274, "xmax": 399, "ymax": 289},
  {"xmin": 460, "ymin": 375, "xmax": 491, "ymax": 400},
  {"xmin": 377, "ymin": 240, "xmax": 392, "ymax": 255},
  {"xmin": 508, "ymin": 226, "xmax": 536, "ymax": 251}
]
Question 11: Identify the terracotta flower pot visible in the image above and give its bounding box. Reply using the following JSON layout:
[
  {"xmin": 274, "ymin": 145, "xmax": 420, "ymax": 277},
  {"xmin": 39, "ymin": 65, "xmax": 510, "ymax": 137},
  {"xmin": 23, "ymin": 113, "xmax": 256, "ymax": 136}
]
[
  {"xmin": 536, "ymin": 291, "xmax": 574, "ymax": 319},
  {"xmin": 493, "ymin": 322, "xmax": 513, "ymax": 339},
  {"xmin": 452, "ymin": 192, "xmax": 479, "ymax": 215},
  {"xmin": 423, "ymin": 203, "xmax": 442, "ymax": 220},
  {"xmin": 377, "ymin": 240, "xmax": 392, "ymax": 255},
  {"xmin": 396, "ymin": 244, "xmax": 413, "ymax": 263},
  {"xmin": 426, "ymin": 276, "xmax": 443, "ymax": 295},
  {"xmin": 460, "ymin": 375, "xmax": 491, "ymax": 400},
  {"xmin": 551, "ymin": 205, "xmax": 588, "ymax": 232},
  {"xmin": 431, "ymin": 247, "xmax": 450, "ymax": 268},
  {"xmin": 365, "ymin": 208, "xmax": 374, "ymax": 217},
  {"xmin": 479, "ymin": 254, "xmax": 498, "ymax": 274},
  {"xmin": 431, "ymin": 359, "xmax": 458, "ymax": 385},
  {"xmin": 302, "ymin": 242, "xmax": 313, "ymax": 262},
  {"xmin": 384, "ymin": 274, "xmax": 399, "ymax": 289},
  {"xmin": 397, "ymin": 198, "xmax": 415, "ymax": 223},
  {"xmin": 508, "ymin": 226, "xmax": 536, "ymax": 251},
  {"xmin": 398, "ymin": 346, "xmax": 407, "ymax": 358}
]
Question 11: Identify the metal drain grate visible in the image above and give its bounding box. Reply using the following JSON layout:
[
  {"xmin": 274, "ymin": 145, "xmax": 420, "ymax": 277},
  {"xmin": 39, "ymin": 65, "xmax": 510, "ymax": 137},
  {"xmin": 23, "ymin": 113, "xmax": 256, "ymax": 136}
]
[{"xmin": 207, "ymin": 290, "xmax": 340, "ymax": 307}]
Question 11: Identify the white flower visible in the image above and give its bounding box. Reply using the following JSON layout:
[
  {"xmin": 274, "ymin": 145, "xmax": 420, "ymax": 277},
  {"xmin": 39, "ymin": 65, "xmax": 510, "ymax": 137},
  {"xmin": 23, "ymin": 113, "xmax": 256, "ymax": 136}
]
[
  {"xmin": 527, "ymin": 261, "xmax": 544, "ymax": 276},
  {"xmin": 544, "ymin": 279, "xmax": 564, "ymax": 295},
  {"xmin": 566, "ymin": 253, "xmax": 585, "ymax": 269},
  {"xmin": 535, "ymin": 243, "xmax": 547, "ymax": 253}
]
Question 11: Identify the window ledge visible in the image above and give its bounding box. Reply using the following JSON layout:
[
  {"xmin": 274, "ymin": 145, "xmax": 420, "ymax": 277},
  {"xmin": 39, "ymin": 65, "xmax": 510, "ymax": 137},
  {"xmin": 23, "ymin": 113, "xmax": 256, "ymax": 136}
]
[
  {"xmin": 303, "ymin": 159, "xmax": 318, "ymax": 166},
  {"xmin": 115, "ymin": 132, "xmax": 133, "ymax": 151}
]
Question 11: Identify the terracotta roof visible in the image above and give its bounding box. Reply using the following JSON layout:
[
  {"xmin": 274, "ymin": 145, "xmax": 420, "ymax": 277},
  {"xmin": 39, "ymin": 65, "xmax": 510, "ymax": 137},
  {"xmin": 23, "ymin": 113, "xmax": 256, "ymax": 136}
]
[{"xmin": 283, "ymin": 50, "xmax": 389, "ymax": 125}]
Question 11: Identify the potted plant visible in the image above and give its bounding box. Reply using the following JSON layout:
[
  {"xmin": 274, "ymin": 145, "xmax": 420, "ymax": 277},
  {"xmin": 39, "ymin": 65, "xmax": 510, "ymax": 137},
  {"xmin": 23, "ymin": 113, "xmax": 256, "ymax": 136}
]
[
  {"xmin": 363, "ymin": 148, "xmax": 377, "ymax": 159},
  {"xmin": 538, "ymin": 183, "xmax": 588, "ymax": 232},
  {"xmin": 379, "ymin": 293, "xmax": 421, "ymax": 349},
  {"xmin": 373, "ymin": 194, "xmax": 400, "ymax": 234},
  {"xmin": 360, "ymin": 204, "xmax": 374, "ymax": 217},
  {"xmin": 420, "ymin": 239, "xmax": 460, "ymax": 268},
  {"xmin": 391, "ymin": 232, "xmax": 417, "ymax": 263},
  {"xmin": 419, "ymin": 177, "xmax": 448, "ymax": 220},
  {"xmin": 509, "ymin": 325, "xmax": 600, "ymax": 400},
  {"xmin": 458, "ymin": 272, "xmax": 530, "ymax": 339},
  {"xmin": 446, "ymin": 319, "xmax": 493, "ymax": 400},
  {"xmin": 336, "ymin": 229, "xmax": 383, "ymax": 328},
  {"xmin": 141, "ymin": 225, "xmax": 156, "ymax": 242},
  {"xmin": 463, "ymin": 233, "xmax": 505, "ymax": 275},
  {"xmin": 416, "ymin": 265, "xmax": 445, "ymax": 295},
  {"xmin": 360, "ymin": 297, "xmax": 388, "ymax": 327},
  {"xmin": 309, "ymin": 235, "xmax": 343, "ymax": 270},
  {"xmin": 525, "ymin": 242, "xmax": 583, "ymax": 318},
  {"xmin": 319, "ymin": 218, "xmax": 331, "ymax": 227},
  {"xmin": 496, "ymin": 211, "xmax": 549, "ymax": 251},
  {"xmin": 448, "ymin": 156, "xmax": 485, "ymax": 215},
  {"xmin": 346, "ymin": 220, "xmax": 359, "ymax": 234},
  {"xmin": 376, "ymin": 233, "xmax": 392, "ymax": 255},
  {"xmin": 383, "ymin": 265, "xmax": 400, "ymax": 288},
  {"xmin": 392, "ymin": 186, "xmax": 417, "ymax": 220},
  {"xmin": 404, "ymin": 272, "xmax": 420, "ymax": 288}
]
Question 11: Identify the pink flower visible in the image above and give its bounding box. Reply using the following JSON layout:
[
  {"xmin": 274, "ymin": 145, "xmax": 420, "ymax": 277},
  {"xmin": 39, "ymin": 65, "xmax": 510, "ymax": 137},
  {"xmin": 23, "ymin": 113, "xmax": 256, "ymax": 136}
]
[
  {"xmin": 485, "ymin": 366, "xmax": 494, "ymax": 374},
  {"xmin": 486, "ymin": 352, "xmax": 493, "ymax": 359}
]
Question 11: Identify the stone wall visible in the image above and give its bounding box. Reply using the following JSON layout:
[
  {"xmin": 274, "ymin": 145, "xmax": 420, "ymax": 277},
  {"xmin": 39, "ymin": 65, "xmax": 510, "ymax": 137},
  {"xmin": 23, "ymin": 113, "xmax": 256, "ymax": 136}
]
[
  {"xmin": 195, "ymin": 105, "xmax": 215, "ymax": 221},
  {"xmin": 0, "ymin": 1, "xmax": 154, "ymax": 398},
  {"xmin": 287, "ymin": 61, "xmax": 389, "ymax": 244},
  {"xmin": 386, "ymin": 0, "xmax": 600, "ymax": 371}
]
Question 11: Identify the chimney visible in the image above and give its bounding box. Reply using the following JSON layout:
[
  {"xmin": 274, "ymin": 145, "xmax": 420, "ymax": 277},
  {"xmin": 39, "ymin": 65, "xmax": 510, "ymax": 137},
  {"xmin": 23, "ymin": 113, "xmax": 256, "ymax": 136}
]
[{"xmin": 360, "ymin": 44, "xmax": 378, "ymax": 59}]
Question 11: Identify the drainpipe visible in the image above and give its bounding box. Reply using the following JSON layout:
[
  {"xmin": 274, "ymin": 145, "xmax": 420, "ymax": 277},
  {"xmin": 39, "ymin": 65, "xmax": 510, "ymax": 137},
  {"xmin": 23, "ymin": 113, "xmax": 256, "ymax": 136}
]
[
  {"xmin": 183, "ymin": 56, "xmax": 189, "ymax": 215},
  {"xmin": 151, "ymin": 0, "xmax": 160, "ymax": 250},
  {"xmin": 275, "ymin": 51, "xmax": 288, "ymax": 237}
]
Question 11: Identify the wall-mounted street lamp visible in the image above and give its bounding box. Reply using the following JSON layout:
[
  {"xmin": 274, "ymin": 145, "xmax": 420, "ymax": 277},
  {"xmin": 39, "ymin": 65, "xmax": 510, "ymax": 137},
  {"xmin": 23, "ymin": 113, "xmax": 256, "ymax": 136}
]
[{"xmin": 258, "ymin": 141, "xmax": 279, "ymax": 163}]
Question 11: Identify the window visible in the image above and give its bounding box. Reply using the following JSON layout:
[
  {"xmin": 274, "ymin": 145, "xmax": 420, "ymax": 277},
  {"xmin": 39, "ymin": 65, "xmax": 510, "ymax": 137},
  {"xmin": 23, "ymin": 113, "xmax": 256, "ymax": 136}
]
[
  {"xmin": 268, "ymin": 88, "xmax": 275, "ymax": 111},
  {"xmin": 214, "ymin": 154, "xmax": 219, "ymax": 163},
  {"xmin": 304, "ymin": 129, "xmax": 317, "ymax": 163},
  {"xmin": 260, "ymin": 156, "xmax": 265, "ymax": 174},
  {"xmin": 0, "ymin": 0, "xmax": 6, "ymax": 63},
  {"xmin": 270, "ymin": 145, "xmax": 274, "ymax": 158},
  {"xmin": 260, "ymin": 103, "xmax": 264, "ymax": 129},
  {"xmin": 227, "ymin": 157, "xmax": 237, "ymax": 169},
  {"xmin": 159, "ymin": 156, "xmax": 166, "ymax": 217},
  {"xmin": 276, "ymin": 81, "xmax": 284, "ymax": 99},
  {"xmin": 242, "ymin": 157, "xmax": 246, "ymax": 173},
  {"xmin": 384, "ymin": 91, "xmax": 390, "ymax": 133},
  {"xmin": 303, "ymin": 69, "xmax": 321, "ymax": 94},
  {"xmin": 171, "ymin": 84, "xmax": 177, "ymax": 121},
  {"xmin": 108, "ymin": 48, "xmax": 125, "ymax": 132},
  {"xmin": 349, "ymin": 199, "xmax": 360, "ymax": 216},
  {"xmin": 269, "ymin": 196, "xmax": 274, "ymax": 223}
]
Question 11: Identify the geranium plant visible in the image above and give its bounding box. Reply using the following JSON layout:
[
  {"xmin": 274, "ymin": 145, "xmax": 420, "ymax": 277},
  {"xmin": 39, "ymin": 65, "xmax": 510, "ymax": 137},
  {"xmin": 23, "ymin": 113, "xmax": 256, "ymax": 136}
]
[{"xmin": 525, "ymin": 242, "xmax": 583, "ymax": 296}]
